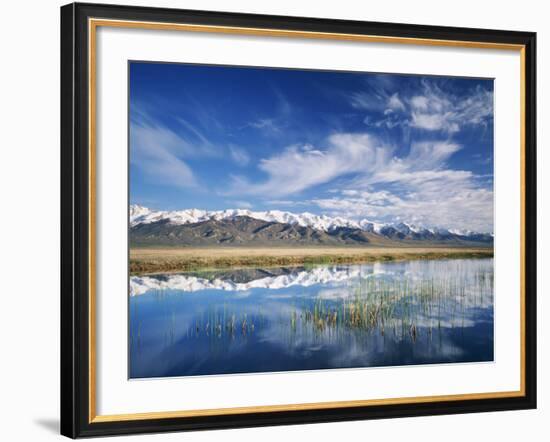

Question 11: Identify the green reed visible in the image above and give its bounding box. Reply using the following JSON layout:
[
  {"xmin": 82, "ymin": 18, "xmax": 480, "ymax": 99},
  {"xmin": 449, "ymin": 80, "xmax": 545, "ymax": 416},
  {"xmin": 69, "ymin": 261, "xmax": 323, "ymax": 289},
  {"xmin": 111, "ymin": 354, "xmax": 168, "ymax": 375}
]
[
  {"xmin": 134, "ymin": 261, "xmax": 493, "ymax": 347},
  {"xmin": 294, "ymin": 264, "xmax": 493, "ymax": 343}
]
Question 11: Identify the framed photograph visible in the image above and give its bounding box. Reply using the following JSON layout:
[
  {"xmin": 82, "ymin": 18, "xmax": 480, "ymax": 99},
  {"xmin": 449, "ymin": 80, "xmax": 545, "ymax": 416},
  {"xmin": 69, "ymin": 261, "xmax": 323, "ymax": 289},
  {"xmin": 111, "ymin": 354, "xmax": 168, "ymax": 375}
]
[{"xmin": 60, "ymin": 2, "xmax": 536, "ymax": 438}]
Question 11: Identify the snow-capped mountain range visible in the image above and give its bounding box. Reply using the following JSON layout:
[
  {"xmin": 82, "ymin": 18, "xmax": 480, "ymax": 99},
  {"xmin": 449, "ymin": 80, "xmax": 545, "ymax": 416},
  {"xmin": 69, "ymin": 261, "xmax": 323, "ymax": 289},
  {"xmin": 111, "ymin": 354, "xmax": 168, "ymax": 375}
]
[{"xmin": 130, "ymin": 204, "xmax": 492, "ymax": 239}]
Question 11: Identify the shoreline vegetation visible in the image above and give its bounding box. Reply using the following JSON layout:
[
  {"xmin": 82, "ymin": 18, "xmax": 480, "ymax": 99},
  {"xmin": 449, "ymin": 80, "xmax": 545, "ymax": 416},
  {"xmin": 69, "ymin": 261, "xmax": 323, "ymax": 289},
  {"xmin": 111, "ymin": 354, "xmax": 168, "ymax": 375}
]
[{"xmin": 129, "ymin": 246, "xmax": 494, "ymax": 275}]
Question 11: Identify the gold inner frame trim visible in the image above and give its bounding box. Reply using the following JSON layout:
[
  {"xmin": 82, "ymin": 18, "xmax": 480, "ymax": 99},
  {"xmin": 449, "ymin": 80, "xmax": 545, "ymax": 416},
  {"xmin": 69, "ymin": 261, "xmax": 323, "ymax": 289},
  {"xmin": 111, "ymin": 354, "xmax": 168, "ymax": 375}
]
[{"xmin": 88, "ymin": 17, "xmax": 527, "ymax": 424}]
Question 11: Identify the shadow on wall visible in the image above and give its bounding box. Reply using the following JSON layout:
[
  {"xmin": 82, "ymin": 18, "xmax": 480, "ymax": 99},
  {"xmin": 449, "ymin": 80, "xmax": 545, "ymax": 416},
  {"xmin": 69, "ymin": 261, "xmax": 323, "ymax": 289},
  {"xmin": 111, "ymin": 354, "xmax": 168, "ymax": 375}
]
[{"xmin": 34, "ymin": 418, "xmax": 58, "ymax": 434}]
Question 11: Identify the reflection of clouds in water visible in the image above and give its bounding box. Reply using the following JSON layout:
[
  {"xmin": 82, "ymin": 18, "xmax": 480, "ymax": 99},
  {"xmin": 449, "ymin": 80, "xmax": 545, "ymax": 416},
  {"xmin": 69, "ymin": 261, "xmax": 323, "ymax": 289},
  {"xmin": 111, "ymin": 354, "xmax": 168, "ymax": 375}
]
[
  {"xmin": 255, "ymin": 319, "xmax": 333, "ymax": 359},
  {"xmin": 326, "ymin": 333, "xmax": 467, "ymax": 368},
  {"xmin": 316, "ymin": 287, "xmax": 351, "ymax": 299},
  {"xmin": 232, "ymin": 289, "xmax": 253, "ymax": 299},
  {"xmin": 130, "ymin": 258, "xmax": 493, "ymax": 377},
  {"xmin": 252, "ymin": 306, "xmax": 471, "ymax": 368}
]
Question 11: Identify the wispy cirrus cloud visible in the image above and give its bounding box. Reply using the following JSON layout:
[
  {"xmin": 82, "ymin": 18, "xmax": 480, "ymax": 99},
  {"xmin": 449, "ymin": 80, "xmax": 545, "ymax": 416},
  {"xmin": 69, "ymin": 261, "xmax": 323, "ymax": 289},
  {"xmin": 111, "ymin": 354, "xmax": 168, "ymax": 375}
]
[
  {"xmin": 409, "ymin": 82, "xmax": 493, "ymax": 133},
  {"xmin": 228, "ymin": 135, "xmax": 461, "ymax": 198},
  {"xmin": 244, "ymin": 88, "xmax": 293, "ymax": 135},
  {"xmin": 351, "ymin": 78, "xmax": 493, "ymax": 134},
  {"xmin": 130, "ymin": 122, "xmax": 198, "ymax": 188},
  {"xmin": 387, "ymin": 93, "xmax": 406, "ymax": 112},
  {"xmin": 229, "ymin": 145, "xmax": 250, "ymax": 166},
  {"xmin": 131, "ymin": 104, "xmax": 252, "ymax": 187},
  {"xmin": 130, "ymin": 102, "xmax": 222, "ymax": 189},
  {"xmin": 248, "ymin": 118, "xmax": 281, "ymax": 133},
  {"xmin": 176, "ymin": 117, "xmax": 215, "ymax": 148},
  {"xmin": 227, "ymin": 133, "xmax": 392, "ymax": 197},
  {"xmin": 323, "ymin": 76, "xmax": 493, "ymax": 230}
]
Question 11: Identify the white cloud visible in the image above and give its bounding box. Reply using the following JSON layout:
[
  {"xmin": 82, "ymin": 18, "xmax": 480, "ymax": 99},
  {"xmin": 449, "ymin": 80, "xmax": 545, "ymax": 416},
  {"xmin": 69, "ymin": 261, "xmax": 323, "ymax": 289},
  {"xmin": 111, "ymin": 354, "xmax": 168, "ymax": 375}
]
[
  {"xmin": 229, "ymin": 145, "xmax": 250, "ymax": 166},
  {"xmin": 387, "ymin": 93, "xmax": 406, "ymax": 112},
  {"xmin": 225, "ymin": 130, "xmax": 492, "ymax": 231},
  {"xmin": 410, "ymin": 95, "xmax": 429, "ymax": 110},
  {"xmin": 337, "ymin": 78, "xmax": 494, "ymax": 230},
  {"xmin": 130, "ymin": 123, "xmax": 197, "ymax": 188},
  {"xmin": 312, "ymin": 183, "xmax": 493, "ymax": 232},
  {"xmin": 344, "ymin": 140, "xmax": 463, "ymax": 188},
  {"xmin": 246, "ymin": 90, "xmax": 293, "ymax": 135},
  {"xmin": 408, "ymin": 82, "xmax": 493, "ymax": 133},
  {"xmin": 308, "ymin": 140, "xmax": 493, "ymax": 231},
  {"xmin": 410, "ymin": 112, "xmax": 460, "ymax": 133},
  {"xmin": 267, "ymin": 200, "xmax": 300, "ymax": 206},
  {"xmin": 350, "ymin": 92, "xmax": 380, "ymax": 111},
  {"xmin": 348, "ymin": 74, "xmax": 399, "ymax": 112},
  {"xmin": 232, "ymin": 200, "xmax": 253, "ymax": 209},
  {"xmin": 133, "ymin": 102, "xmax": 269, "ymax": 189},
  {"xmin": 176, "ymin": 117, "xmax": 212, "ymax": 147},
  {"xmin": 228, "ymin": 133, "xmax": 392, "ymax": 197},
  {"xmin": 248, "ymin": 118, "xmax": 281, "ymax": 133},
  {"xmin": 406, "ymin": 141, "xmax": 461, "ymax": 167},
  {"xmin": 353, "ymin": 79, "xmax": 493, "ymax": 134}
]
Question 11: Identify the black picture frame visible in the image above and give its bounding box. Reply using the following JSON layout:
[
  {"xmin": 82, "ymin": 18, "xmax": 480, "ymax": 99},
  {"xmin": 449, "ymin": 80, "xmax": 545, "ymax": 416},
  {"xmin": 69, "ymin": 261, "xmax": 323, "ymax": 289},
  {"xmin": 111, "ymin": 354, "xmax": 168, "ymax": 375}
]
[{"xmin": 61, "ymin": 2, "xmax": 537, "ymax": 438}]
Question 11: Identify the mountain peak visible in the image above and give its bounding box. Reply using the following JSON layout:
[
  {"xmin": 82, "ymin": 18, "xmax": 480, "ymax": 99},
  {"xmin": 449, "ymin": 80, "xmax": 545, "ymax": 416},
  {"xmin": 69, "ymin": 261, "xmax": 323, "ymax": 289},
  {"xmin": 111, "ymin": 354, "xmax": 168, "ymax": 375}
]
[{"xmin": 129, "ymin": 204, "xmax": 492, "ymax": 238}]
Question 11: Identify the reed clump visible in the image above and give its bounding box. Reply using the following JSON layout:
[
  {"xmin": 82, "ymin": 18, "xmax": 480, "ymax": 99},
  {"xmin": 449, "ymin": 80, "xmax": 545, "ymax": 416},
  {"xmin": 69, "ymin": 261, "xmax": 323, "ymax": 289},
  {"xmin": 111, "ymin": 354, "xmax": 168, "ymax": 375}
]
[{"xmin": 293, "ymin": 266, "xmax": 493, "ymax": 344}]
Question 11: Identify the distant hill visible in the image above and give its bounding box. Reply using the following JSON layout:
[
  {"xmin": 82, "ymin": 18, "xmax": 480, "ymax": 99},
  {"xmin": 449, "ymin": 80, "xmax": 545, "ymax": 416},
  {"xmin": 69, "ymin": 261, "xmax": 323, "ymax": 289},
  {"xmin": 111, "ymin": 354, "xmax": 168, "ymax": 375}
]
[{"xmin": 129, "ymin": 206, "xmax": 493, "ymax": 248}]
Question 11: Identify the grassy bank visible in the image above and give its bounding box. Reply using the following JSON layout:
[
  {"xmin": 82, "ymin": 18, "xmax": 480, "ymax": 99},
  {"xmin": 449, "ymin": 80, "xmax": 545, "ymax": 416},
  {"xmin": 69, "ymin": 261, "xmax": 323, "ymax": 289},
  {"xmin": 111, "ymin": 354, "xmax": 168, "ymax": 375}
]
[{"xmin": 130, "ymin": 246, "xmax": 493, "ymax": 275}]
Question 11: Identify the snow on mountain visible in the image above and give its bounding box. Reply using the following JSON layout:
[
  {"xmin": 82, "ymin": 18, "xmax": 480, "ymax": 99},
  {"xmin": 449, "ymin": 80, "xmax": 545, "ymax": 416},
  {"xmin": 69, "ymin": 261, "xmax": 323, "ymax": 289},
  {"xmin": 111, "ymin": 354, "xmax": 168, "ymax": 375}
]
[
  {"xmin": 130, "ymin": 205, "xmax": 365, "ymax": 232},
  {"xmin": 130, "ymin": 265, "xmax": 367, "ymax": 296},
  {"xmin": 129, "ymin": 205, "xmax": 492, "ymax": 237},
  {"xmin": 129, "ymin": 204, "xmax": 151, "ymax": 220},
  {"xmin": 448, "ymin": 228, "xmax": 475, "ymax": 236}
]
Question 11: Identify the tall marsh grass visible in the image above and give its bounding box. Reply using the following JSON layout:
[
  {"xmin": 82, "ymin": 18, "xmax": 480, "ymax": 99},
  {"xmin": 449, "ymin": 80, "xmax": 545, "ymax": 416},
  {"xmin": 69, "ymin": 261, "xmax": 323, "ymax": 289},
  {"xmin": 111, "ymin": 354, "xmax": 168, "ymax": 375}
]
[
  {"xmin": 157, "ymin": 261, "xmax": 494, "ymax": 346},
  {"xmin": 292, "ymin": 263, "xmax": 493, "ymax": 344}
]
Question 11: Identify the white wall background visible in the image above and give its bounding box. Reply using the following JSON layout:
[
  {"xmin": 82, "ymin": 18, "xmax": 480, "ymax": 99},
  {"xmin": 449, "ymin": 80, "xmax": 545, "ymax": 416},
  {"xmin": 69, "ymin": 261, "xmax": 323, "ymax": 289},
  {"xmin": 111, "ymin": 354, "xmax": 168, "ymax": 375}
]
[{"xmin": 0, "ymin": 0, "xmax": 546, "ymax": 440}]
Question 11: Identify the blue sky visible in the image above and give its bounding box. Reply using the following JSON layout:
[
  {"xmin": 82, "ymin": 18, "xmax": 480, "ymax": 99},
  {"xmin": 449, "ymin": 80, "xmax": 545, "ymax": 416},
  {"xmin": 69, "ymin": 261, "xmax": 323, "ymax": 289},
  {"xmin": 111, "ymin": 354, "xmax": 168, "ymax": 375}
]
[{"xmin": 130, "ymin": 62, "xmax": 494, "ymax": 232}]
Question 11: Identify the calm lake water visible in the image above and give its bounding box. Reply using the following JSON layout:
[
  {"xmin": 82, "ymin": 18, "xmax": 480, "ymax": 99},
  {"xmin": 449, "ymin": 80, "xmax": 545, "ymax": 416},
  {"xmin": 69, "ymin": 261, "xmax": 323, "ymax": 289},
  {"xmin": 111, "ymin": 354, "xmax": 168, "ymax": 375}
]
[{"xmin": 129, "ymin": 258, "xmax": 493, "ymax": 379}]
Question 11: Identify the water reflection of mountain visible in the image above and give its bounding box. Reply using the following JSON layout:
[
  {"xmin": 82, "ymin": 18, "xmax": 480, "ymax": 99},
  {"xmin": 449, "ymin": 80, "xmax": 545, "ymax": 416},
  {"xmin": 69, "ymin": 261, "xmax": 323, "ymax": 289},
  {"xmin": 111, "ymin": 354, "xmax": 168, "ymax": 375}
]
[
  {"xmin": 129, "ymin": 258, "xmax": 494, "ymax": 377},
  {"xmin": 186, "ymin": 266, "xmax": 305, "ymax": 283},
  {"xmin": 130, "ymin": 259, "xmax": 493, "ymax": 301},
  {"xmin": 130, "ymin": 265, "xmax": 362, "ymax": 296}
]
